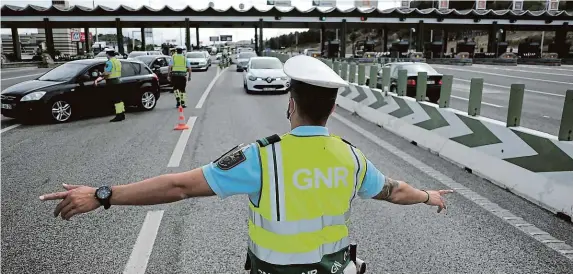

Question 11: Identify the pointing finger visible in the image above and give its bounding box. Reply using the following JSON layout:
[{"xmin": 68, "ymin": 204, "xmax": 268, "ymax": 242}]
[
  {"xmin": 39, "ymin": 191, "xmax": 68, "ymax": 201},
  {"xmin": 438, "ymin": 190, "xmax": 454, "ymax": 195}
]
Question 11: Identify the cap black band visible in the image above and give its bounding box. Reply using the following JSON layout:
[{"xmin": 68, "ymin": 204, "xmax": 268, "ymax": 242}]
[{"xmin": 290, "ymin": 79, "xmax": 339, "ymax": 94}]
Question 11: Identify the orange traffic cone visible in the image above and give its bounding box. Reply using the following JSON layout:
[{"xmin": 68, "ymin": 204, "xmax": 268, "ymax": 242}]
[{"xmin": 174, "ymin": 106, "xmax": 189, "ymax": 130}]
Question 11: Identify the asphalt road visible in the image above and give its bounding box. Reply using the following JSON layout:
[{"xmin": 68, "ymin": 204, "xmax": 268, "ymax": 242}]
[
  {"xmin": 2, "ymin": 64, "xmax": 573, "ymax": 274},
  {"xmin": 432, "ymin": 64, "xmax": 573, "ymax": 136}
]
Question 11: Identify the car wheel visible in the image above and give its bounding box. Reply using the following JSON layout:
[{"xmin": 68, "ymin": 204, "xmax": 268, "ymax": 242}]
[
  {"xmin": 365, "ymin": 79, "xmax": 370, "ymax": 86},
  {"xmin": 139, "ymin": 89, "xmax": 157, "ymax": 111},
  {"xmin": 49, "ymin": 98, "xmax": 73, "ymax": 123},
  {"xmin": 390, "ymin": 85, "xmax": 397, "ymax": 94}
]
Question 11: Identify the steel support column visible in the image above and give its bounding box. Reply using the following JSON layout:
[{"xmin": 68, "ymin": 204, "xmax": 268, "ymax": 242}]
[
  {"xmin": 383, "ymin": 26, "xmax": 388, "ymax": 52},
  {"xmin": 259, "ymin": 19, "xmax": 264, "ymax": 56},
  {"xmin": 115, "ymin": 18, "xmax": 124, "ymax": 55},
  {"xmin": 11, "ymin": 27, "xmax": 21, "ymax": 61},
  {"xmin": 195, "ymin": 28, "xmax": 200, "ymax": 49},
  {"xmin": 487, "ymin": 22, "xmax": 498, "ymax": 53},
  {"xmin": 555, "ymin": 28, "xmax": 568, "ymax": 59},
  {"xmin": 442, "ymin": 29, "xmax": 448, "ymax": 57},
  {"xmin": 320, "ymin": 25, "xmax": 326, "ymax": 56},
  {"xmin": 185, "ymin": 19, "xmax": 191, "ymax": 51},
  {"xmin": 140, "ymin": 27, "xmax": 146, "ymax": 50},
  {"xmin": 43, "ymin": 18, "xmax": 55, "ymax": 58},
  {"xmin": 416, "ymin": 21, "xmax": 424, "ymax": 52},
  {"xmin": 254, "ymin": 27, "xmax": 259, "ymax": 53},
  {"xmin": 84, "ymin": 27, "xmax": 91, "ymax": 53},
  {"xmin": 340, "ymin": 19, "xmax": 347, "ymax": 58}
]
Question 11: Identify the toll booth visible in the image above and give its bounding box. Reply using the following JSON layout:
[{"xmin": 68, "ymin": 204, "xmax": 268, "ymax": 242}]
[
  {"xmin": 494, "ymin": 41, "xmax": 509, "ymax": 57},
  {"xmin": 518, "ymin": 42, "xmax": 541, "ymax": 58},
  {"xmin": 390, "ymin": 41, "xmax": 409, "ymax": 58},
  {"xmin": 323, "ymin": 40, "xmax": 340, "ymax": 58},
  {"xmin": 424, "ymin": 41, "xmax": 443, "ymax": 58},
  {"xmin": 456, "ymin": 41, "xmax": 476, "ymax": 57},
  {"xmin": 548, "ymin": 42, "xmax": 572, "ymax": 58}
]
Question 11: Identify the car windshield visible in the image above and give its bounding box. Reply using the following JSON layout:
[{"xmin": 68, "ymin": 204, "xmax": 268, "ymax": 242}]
[
  {"xmin": 239, "ymin": 52, "xmax": 257, "ymax": 59},
  {"xmin": 250, "ymin": 59, "xmax": 282, "ymax": 70},
  {"xmin": 186, "ymin": 52, "xmax": 204, "ymax": 58},
  {"xmin": 37, "ymin": 62, "xmax": 88, "ymax": 82},
  {"xmin": 396, "ymin": 63, "xmax": 438, "ymax": 75}
]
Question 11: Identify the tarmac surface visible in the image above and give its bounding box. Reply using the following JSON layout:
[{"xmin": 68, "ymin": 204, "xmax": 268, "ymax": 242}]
[{"xmin": 1, "ymin": 63, "xmax": 572, "ymax": 274}]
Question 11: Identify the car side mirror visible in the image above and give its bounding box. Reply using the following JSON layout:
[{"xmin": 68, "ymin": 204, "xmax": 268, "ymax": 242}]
[{"xmin": 153, "ymin": 64, "xmax": 161, "ymax": 69}]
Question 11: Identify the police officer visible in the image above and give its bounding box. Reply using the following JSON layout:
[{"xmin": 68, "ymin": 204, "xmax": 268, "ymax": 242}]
[
  {"xmin": 168, "ymin": 45, "xmax": 192, "ymax": 108},
  {"xmin": 40, "ymin": 55, "xmax": 453, "ymax": 274},
  {"xmin": 100, "ymin": 48, "xmax": 125, "ymax": 122}
]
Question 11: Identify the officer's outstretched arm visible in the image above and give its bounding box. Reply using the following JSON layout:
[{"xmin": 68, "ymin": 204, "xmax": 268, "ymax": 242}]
[
  {"xmin": 109, "ymin": 168, "xmax": 215, "ymax": 206},
  {"xmin": 373, "ymin": 178, "xmax": 453, "ymax": 213}
]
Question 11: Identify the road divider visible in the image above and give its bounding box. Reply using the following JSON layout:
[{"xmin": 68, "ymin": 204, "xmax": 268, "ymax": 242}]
[
  {"xmin": 269, "ymin": 52, "xmax": 573, "ymax": 219},
  {"xmin": 167, "ymin": 116, "xmax": 197, "ymax": 168},
  {"xmin": 1, "ymin": 124, "xmax": 21, "ymax": 134}
]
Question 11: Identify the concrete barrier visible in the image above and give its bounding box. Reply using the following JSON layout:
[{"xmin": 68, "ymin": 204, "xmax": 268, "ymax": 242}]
[
  {"xmin": 1, "ymin": 61, "xmax": 42, "ymax": 69},
  {"xmin": 426, "ymin": 58, "xmax": 473, "ymax": 66},
  {"xmin": 336, "ymin": 83, "xmax": 573, "ymax": 220},
  {"xmin": 473, "ymin": 58, "xmax": 518, "ymax": 66},
  {"xmin": 517, "ymin": 58, "xmax": 562, "ymax": 66},
  {"xmin": 274, "ymin": 54, "xmax": 573, "ymax": 220}
]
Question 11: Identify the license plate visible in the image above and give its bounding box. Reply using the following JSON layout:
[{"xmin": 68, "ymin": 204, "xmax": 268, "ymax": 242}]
[
  {"xmin": 263, "ymin": 88, "xmax": 275, "ymax": 91},
  {"xmin": 1, "ymin": 104, "xmax": 12, "ymax": 110},
  {"xmin": 427, "ymin": 80, "xmax": 435, "ymax": 84}
]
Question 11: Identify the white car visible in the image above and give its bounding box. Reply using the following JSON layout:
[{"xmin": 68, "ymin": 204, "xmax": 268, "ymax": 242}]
[
  {"xmin": 186, "ymin": 51, "xmax": 209, "ymax": 71},
  {"xmin": 243, "ymin": 57, "xmax": 290, "ymax": 94}
]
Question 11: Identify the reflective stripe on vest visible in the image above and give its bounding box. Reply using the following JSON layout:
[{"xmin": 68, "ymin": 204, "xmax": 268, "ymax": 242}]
[
  {"xmin": 109, "ymin": 58, "xmax": 121, "ymax": 79},
  {"xmin": 248, "ymin": 134, "xmax": 367, "ymax": 266},
  {"xmin": 172, "ymin": 54, "xmax": 187, "ymax": 72}
]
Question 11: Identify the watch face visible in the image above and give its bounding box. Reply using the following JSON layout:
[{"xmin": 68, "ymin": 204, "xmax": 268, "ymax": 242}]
[{"xmin": 96, "ymin": 186, "xmax": 112, "ymax": 199}]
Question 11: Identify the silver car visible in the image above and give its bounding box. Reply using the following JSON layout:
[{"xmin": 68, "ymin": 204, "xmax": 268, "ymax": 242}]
[
  {"xmin": 186, "ymin": 51, "xmax": 209, "ymax": 71},
  {"xmin": 236, "ymin": 52, "xmax": 257, "ymax": 72}
]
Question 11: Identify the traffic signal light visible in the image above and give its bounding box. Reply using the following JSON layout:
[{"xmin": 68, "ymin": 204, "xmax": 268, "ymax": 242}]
[
  {"xmin": 360, "ymin": 16, "xmax": 368, "ymax": 21},
  {"xmin": 319, "ymin": 16, "xmax": 326, "ymax": 21}
]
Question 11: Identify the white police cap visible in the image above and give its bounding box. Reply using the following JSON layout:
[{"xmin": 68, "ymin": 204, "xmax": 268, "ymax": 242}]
[{"xmin": 283, "ymin": 55, "xmax": 348, "ymax": 89}]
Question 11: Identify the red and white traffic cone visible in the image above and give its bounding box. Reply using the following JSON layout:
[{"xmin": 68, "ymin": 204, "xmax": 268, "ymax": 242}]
[{"xmin": 174, "ymin": 106, "xmax": 189, "ymax": 130}]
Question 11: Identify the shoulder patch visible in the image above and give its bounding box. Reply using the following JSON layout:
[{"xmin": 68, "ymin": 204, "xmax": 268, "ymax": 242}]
[
  {"xmin": 256, "ymin": 134, "xmax": 281, "ymax": 147},
  {"xmin": 216, "ymin": 149, "xmax": 247, "ymax": 170}
]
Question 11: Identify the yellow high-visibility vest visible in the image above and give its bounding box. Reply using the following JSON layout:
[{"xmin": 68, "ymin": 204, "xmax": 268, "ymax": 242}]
[
  {"xmin": 172, "ymin": 54, "xmax": 187, "ymax": 72},
  {"xmin": 108, "ymin": 58, "xmax": 121, "ymax": 79},
  {"xmin": 248, "ymin": 133, "xmax": 367, "ymax": 265}
]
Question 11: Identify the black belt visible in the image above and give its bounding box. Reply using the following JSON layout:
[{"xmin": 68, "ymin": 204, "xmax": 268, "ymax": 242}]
[{"xmin": 244, "ymin": 246, "xmax": 352, "ymax": 274}]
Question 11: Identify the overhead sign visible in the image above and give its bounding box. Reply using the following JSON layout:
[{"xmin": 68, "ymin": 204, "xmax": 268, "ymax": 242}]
[
  {"xmin": 438, "ymin": 0, "xmax": 449, "ymax": 9},
  {"xmin": 312, "ymin": 0, "xmax": 336, "ymax": 7},
  {"xmin": 475, "ymin": 0, "xmax": 487, "ymax": 10},
  {"xmin": 547, "ymin": 0, "xmax": 559, "ymax": 11},
  {"xmin": 144, "ymin": 28, "xmax": 153, "ymax": 38},
  {"xmin": 354, "ymin": 0, "xmax": 378, "ymax": 9},
  {"xmin": 512, "ymin": 0, "xmax": 523, "ymax": 11},
  {"xmin": 71, "ymin": 32, "xmax": 81, "ymax": 42},
  {"xmin": 220, "ymin": 35, "xmax": 232, "ymax": 42},
  {"xmin": 267, "ymin": 0, "xmax": 291, "ymax": 6},
  {"xmin": 71, "ymin": 32, "xmax": 92, "ymax": 42},
  {"xmin": 400, "ymin": 0, "xmax": 410, "ymax": 8},
  {"xmin": 209, "ymin": 36, "xmax": 220, "ymax": 42}
]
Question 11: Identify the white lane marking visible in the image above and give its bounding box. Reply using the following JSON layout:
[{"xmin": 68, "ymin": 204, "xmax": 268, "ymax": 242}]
[
  {"xmin": 1, "ymin": 73, "xmax": 44, "ymax": 81},
  {"xmin": 123, "ymin": 210, "xmax": 165, "ymax": 274},
  {"xmin": 471, "ymin": 65, "xmax": 573, "ymax": 77},
  {"xmin": 332, "ymin": 112, "xmax": 573, "ymax": 262},
  {"xmin": 518, "ymin": 65, "xmax": 573, "ymax": 72},
  {"xmin": 1, "ymin": 124, "xmax": 21, "ymax": 134},
  {"xmin": 434, "ymin": 66, "xmax": 573, "ymax": 85},
  {"xmin": 454, "ymin": 78, "xmax": 565, "ymax": 98},
  {"xmin": 167, "ymin": 116, "xmax": 198, "ymax": 168},
  {"xmin": 195, "ymin": 66, "xmax": 228, "ymax": 109},
  {"xmin": 450, "ymin": 95, "xmax": 504, "ymax": 108}
]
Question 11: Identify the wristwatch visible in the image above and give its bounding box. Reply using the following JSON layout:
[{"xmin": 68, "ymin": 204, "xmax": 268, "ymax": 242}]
[{"xmin": 95, "ymin": 186, "xmax": 113, "ymax": 210}]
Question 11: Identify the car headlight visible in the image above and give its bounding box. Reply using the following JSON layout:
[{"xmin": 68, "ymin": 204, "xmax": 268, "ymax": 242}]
[
  {"xmin": 248, "ymin": 75, "xmax": 257, "ymax": 81},
  {"xmin": 280, "ymin": 77, "xmax": 288, "ymax": 80},
  {"xmin": 21, "ymin": 91, "xmax": 46, "ymax": 101}
]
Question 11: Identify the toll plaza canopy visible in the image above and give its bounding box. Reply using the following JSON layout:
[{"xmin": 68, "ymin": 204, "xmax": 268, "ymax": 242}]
[{"xmin": 1, "ymin": 4, "xmax": 571, "ymax": 30}]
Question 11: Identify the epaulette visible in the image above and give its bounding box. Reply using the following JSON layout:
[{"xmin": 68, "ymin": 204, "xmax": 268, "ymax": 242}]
[{"xmin": 256, "ymin": 134, "xmax": 281, "ymax": 147}]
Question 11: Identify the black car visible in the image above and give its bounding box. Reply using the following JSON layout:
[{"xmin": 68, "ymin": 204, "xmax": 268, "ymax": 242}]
[
  {"xmin": 366, "ymin": 62, "xmax": 443, "ymax": 103},
  {"xmin": 1, "ymin": 59, "xmax": 160, "ymax": 123},
  {"xmin": 135, "ymin": 55, "xmax": 172, "ymax": 87}
]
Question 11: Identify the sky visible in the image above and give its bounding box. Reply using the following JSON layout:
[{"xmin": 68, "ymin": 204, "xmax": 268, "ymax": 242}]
[{"xmin": 0, "ymin": 0, "xmax": 400, "ymax": 45}]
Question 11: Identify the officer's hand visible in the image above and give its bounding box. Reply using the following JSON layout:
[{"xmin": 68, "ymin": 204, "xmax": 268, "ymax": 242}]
[
  {"xmin": 424, "ymin": 190, "xmax": 454, "ymax": 213},
  {"xmin": 39, "ymin": 184, "xmax": 101, "ymax": 220}
]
